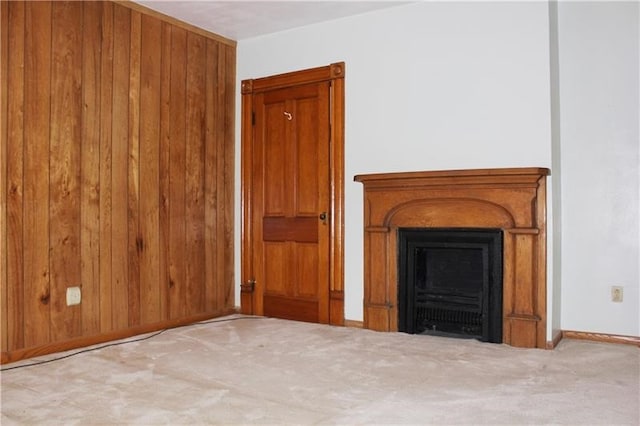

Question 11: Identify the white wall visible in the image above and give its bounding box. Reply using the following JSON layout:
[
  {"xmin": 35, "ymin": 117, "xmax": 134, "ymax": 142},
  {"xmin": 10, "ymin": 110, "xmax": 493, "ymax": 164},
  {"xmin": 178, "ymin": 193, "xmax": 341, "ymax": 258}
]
[
  {"xmin": 557, "ymin": 1, "xmax": 639, "ymax": 336},
  {"xmin": 549, "ymin": 1, "xmax": 563, "ymax": 338},
  {"xmin": 235, "ymin": 2, "xmax": 554, "ymax": 323}
]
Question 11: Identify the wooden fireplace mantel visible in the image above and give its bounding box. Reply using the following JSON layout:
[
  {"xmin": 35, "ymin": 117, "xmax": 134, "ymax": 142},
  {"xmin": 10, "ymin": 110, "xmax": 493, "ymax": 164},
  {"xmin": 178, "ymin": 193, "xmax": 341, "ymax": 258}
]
[{"xmin": 354, "ymin": 167, "xmax": 550, "ymax": 348}]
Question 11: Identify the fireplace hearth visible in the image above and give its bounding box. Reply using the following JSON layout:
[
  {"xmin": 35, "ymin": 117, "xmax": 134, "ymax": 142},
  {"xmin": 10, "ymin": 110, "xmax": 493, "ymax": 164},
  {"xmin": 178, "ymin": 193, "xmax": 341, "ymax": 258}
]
[
  {"xmin": 355, "ymin": 167, "xmax": 550, "ymax": 348},
  {"xmin": 398, "ymin": 228, "xmax": 503, "ymax": 343}
]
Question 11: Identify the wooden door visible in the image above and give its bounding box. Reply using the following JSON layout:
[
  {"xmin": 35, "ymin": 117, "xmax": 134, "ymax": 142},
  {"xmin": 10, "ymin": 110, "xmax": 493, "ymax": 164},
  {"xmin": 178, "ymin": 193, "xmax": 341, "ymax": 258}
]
[{"xmin": 241, "ymin": 63, "xmax": 345, "ymax": 325}]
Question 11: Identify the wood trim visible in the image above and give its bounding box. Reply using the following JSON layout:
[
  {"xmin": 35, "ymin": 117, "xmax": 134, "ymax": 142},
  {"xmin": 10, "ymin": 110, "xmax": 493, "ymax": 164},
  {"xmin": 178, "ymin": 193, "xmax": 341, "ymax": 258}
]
[
  {"xmin": 1, "ymin": 309, "xmax": 238, "ymax": 365},
  {"xmin": 329, "ymin": 291, "xmax": 345, "ymax": 327},
  {"xmin": 242, "ymin": 62, "xmax": 345, "ymax": 94},
  {"xmin": 562, "ymin": 330, "xmax": 640, "ymax": 347},
  {"xmin": 240, "ymin": 75, "xmax": 254, "ymax": 315},
  {"xmin": 535, "ymin": 174, "xmax": 548, "ymax": 347},
  {"xmin": 113, "ymin": 0, "xmax": 236, "ymax": 47},
  {"xmin": 329, "ymin": 65, "xmax": 345, "ymax": 326},
  {"xmin": 547, "ymin": 329, "xmax": 564, "ymax": 349},
  {"xmin": 240, "ymin": 63, "xmax": 346, "ymax": 325},
  {"xmin": 344, "ymin": 320, "xmax": 364, "ymax": 328},
  {"xmin": 356, "ymin": 167, "xmax": 550, "ymax": 182}
]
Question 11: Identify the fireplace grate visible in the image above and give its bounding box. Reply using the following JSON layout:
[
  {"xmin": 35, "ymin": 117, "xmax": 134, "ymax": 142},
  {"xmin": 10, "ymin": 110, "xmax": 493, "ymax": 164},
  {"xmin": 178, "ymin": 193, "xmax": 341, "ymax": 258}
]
[{"xmin": 416, "ymin": 306, "xmax": 483, "ymax": 336}]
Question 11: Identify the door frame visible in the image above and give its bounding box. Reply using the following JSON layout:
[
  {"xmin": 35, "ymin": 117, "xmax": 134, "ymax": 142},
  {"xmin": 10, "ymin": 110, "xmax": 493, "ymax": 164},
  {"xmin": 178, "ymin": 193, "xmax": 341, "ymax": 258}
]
[{"xmin": 240, "ymin": 63, "xmax": 345, "ymax": 325}]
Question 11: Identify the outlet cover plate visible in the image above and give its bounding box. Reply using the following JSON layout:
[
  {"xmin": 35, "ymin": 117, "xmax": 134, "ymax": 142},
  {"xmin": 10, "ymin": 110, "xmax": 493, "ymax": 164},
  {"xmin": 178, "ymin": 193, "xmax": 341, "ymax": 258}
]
[
  {"xmin": 66, "ymin": 287, "xmax": 81, "ymax": 306},
  {"xmin": 611, "ymin": 286, "xmax": 623, "ymax": 303}
]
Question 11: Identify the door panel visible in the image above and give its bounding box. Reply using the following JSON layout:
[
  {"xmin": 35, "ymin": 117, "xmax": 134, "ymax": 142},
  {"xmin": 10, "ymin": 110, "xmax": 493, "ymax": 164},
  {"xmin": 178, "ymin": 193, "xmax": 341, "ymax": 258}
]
[
  {"xmin": 253, "ymin": 81, "xmax": 330, "ymax": 323},
  {"xmin": 263, "ymin": 103, "xmax": 286, "ymax": 215}
]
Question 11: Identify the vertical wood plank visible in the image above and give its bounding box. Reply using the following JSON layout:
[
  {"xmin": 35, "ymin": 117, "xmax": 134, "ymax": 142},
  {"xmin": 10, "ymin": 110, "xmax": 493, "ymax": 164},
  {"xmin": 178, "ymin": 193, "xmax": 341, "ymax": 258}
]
[
  {"xmin": 215, "ymin": 44, "xmax": 227, "ymax": 311},
  {"xmin": 168, "ymin": 26, "xmax": 187, "ymax": 319},
  {"xmin": 81, "ymin": 0, "xmax": 102, "ymax": 335},
  {"xmin": 3, "ymin": 0, "xmax": 24, "ymax": 351},
  {"xmin": 111, "ymin": 3, "xmax": 130, "ymax": 329},
  {"xmin": 203, "ymin": 39, "xmax": 219, "ymax": 312},
  {"xmin": 127, "ymin": 9, "xmax": 141, "ymax": 327},
  {"xmin": 0, "ymin": 0, "xmax": 8, "ymax": 352},
  {"xmin": 138, "ymin": 14, "xmax": 162, "ymax": 324},
  {"xmin": 49, "ymin": 0, "xmax": 83, "ymax": 341},
  {"xmin": 185, "ymin": 32, "xmax": 206, "ymax": 315},
  {"xmin": 158, "ymin": 22, "xmax": 171, "ymax": 320},
  {"xmin": 223, "ymin": 44, "xmax": 236, "ymax": 308},
  {"xmin": 23, "ymin": 0, "xmax": 52, "ymax": 347},
  {"xmin": 2, "ymin": 2, "xmax": 25, "ymax": 350},
  {"xmin": 99, "ymin": 0, "xmax": 114, "ymax": 332}
]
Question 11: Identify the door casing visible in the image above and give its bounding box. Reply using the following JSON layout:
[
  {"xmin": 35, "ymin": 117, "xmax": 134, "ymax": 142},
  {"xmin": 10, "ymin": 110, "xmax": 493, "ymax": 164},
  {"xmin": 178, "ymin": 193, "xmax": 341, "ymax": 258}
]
[{"xmin": 240, "ymin": 63, "xmax": 345, "ymax": 325}]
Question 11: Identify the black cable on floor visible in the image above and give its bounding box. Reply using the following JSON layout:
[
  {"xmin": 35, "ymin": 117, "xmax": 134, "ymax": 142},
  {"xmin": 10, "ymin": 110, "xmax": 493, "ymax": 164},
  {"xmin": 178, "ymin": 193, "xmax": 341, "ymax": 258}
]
[{"xmin": 0, "ymin": 315, "xmax": 264, "ymax": 372}]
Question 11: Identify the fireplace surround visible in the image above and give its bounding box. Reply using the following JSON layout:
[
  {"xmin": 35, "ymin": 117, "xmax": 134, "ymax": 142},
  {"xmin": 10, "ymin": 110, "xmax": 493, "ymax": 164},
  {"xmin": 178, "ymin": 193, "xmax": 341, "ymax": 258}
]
[{"xmin": 354, "ymin": 168, "xmax": 550, "ymax": 348}]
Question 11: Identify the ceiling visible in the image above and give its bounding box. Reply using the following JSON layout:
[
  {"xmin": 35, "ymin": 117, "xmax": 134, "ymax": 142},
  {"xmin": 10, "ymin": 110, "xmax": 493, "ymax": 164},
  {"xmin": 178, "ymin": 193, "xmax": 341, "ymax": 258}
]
[{"xmin": 134, "ymin": 1, "xmax": 411, "ymax": 41}]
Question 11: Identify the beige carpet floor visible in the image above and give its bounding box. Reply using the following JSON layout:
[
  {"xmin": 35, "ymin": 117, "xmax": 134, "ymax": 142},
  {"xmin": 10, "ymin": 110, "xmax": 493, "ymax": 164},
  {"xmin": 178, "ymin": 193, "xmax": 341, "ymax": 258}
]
[{"xmin": 1, "ymin": 315, "xmax": 638, "ymax": 425}]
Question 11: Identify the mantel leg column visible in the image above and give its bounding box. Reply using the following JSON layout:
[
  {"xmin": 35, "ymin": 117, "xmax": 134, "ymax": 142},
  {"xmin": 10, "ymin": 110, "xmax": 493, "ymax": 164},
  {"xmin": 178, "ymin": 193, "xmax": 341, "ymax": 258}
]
[{"xmin": 363, "ymin": 227, "xmax": 391, "ymax": 331}]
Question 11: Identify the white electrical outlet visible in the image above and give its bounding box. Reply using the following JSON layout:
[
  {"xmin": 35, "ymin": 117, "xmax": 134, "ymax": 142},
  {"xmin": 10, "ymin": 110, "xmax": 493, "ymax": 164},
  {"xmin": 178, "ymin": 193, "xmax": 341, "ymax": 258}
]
[
  {"xmin": 611, "ymin": 286, "xmax": 623, "ymax": 303},
  {"xmin": 66, "ymin": 287, "xmax": 81, "ymax": 306}
]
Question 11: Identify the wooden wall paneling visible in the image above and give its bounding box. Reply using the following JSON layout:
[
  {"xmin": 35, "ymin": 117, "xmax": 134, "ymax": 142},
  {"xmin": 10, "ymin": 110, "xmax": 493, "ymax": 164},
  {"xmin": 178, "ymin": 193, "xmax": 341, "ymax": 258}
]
[
  {"xmin": 23, "ymin": 0, "xmax": 52, "ymax": 347},
  {"xmin": 49, "ymin": 0, "xmax": 83, "ymax": 341},
  {"xmin": 4, "ymin": 0, "xmax": 25, "ymax": 351},
  {"xmin": 159, "ymin": 22, "xmax": 172, "ymax": 320},
  {"xmin": 168, "ymin": 26, "xmax": 187, "ymax": 319},
  {"xmin": 0, "ymin": 0, "xmax": 6, "ymax": 351},
  {"xmin": 203, "ymin": 39, "xmax": 219, "ymax": 312},
  {"xmin": 139, "ymin": 13, "xmax": 162, "ymax": 324},
  {"xmin": 218, "ymin": 45, "xmax": 231, "ymax": 309},
  {"xmin": 111, "ymin": 3, "xmax": 131, "ymax": 330},
  {"xmin": 218, "ymin": 44, "xmax": 231, "ymax": 311},
  {"xmin": 99, "ymin": 0, "xmax": 115, "ymax": 332},
  {"xmin": 81, "ymin": 0, "xmax": 103, "ymax": 336},
  {"xmin": 2, "ymin": 0, "xmax": 236, "ymax": 363},
  {"xmin": 1, "ymin": 0, "xmax": 16, "ymax": 351},
  {"xmin": 185, "ymin": 31, "xmax": 207, "ymax": 315},
  {"xmin": 127, "ymin": 9, "xmax": 142, "ymax": 327},
  {"xmin": 223, "ymin": 45, "xmax": 236, "ymax": 307}
]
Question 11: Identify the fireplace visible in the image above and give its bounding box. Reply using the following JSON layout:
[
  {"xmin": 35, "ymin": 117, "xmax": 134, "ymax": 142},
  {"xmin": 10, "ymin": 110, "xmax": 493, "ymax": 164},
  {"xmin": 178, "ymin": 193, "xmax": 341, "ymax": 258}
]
[
  {"xmin": 398, "ymin": 228, "xmax": 503, "ymax": 343},
  {"xmin": 354, "ymin": 168, "xmax": 550, "ymax": 348}
]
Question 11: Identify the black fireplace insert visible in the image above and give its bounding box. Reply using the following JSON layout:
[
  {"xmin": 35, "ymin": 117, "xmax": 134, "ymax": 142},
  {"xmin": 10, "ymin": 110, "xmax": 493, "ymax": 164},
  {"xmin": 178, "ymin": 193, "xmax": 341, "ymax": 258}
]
[{"xmin": 398, "ymin": 228, "xmax": 503, "ymax": 343}]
